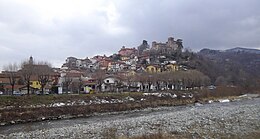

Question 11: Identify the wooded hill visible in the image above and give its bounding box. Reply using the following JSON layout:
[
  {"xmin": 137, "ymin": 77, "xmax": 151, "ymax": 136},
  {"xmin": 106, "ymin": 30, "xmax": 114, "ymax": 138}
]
[{"xmin": 184, "ymin": 47, "xmax": 260, "ymax": 89}]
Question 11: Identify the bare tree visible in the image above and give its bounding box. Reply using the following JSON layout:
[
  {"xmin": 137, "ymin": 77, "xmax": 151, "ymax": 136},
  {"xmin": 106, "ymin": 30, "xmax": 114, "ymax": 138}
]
[
  {"xmin": 77, "ymin": 77, "xmax": 83, "ymax": 93},
  {"xmin": 35, "ymin": 62, "xmax": 53, "ymax": 95},
  {"xmin": 70, "ymin": 77, "xmax": 83, "ymax": 93},
  {"xmin": 63, "ymin": 75, "xmax": 73, "ymax": 93},
  {"xmin": 92, "ymin": 69, "xmax": 106, "ymax": 92},
  {"xmin": 3, "ymin": 63, "xmax": 19, "ymax": 95},
  {"xmin": 20, "ymin": 60, "xmax": 35, "ymax": 95}
]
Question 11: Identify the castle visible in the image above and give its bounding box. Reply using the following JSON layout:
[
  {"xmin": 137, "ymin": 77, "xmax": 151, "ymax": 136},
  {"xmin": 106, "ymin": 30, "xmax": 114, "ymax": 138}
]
[{"xmin": 150, "ymin": 37, "xmax": 183, "ymax": 54}]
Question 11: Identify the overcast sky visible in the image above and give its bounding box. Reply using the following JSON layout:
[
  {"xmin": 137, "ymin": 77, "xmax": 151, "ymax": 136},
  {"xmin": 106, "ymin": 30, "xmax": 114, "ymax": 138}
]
[{"xmin": 0, "ymin": 0, "xmax": 260, "ymax": 70}]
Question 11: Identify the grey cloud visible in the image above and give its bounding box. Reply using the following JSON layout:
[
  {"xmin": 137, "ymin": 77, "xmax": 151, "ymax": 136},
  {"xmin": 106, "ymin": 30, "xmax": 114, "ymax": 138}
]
[
  {"xmin": 115, "ymin": 0, "xmax": 260, "ymax": 50},
  {"xmin": 0, "ymin": 0, "xmax": 260, "ymax": 70}
]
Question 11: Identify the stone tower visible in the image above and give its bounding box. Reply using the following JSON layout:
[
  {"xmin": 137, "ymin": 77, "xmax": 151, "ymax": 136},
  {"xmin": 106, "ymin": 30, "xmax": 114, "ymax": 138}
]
[
  {"xmin": 29, "ymin": 56, "xmax": 34, "ymax": 65},
  {"xmin": 176, "ymin": 39, "xmax": 183, "ymax": 51},
  {"xmin": 167, "ymin": 37, "xmax": 174, "ymax": 47},
  {"xmin": 138, "ymin": 40, "xmax": 149, "ymax": 55}
]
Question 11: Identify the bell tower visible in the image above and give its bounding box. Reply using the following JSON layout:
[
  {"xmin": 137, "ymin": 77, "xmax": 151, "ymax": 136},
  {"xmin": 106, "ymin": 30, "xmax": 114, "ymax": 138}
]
[{"xmin": 29, "ymin": 56, "xmax": 34, "ymax": 65}]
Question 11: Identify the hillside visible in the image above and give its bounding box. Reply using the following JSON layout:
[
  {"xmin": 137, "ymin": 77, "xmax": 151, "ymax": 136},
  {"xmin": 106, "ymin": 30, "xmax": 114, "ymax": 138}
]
[{"xmin": 192, "ymin": 47, "xmax": 260, "ymax": 88}]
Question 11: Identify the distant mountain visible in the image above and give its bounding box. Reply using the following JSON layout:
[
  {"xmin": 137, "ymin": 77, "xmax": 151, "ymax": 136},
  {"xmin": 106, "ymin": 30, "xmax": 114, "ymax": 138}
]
[
  {"xmin": 199, "ymin": 47, "xmax": 260, "ymax": 55},
  {"xmin": 225, "ymin": 47, "xmax": 260, "ymax": 54}
]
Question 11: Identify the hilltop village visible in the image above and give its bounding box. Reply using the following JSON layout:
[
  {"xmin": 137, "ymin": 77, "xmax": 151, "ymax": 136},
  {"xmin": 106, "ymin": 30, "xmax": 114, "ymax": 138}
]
[{"xmin": 0, "ymin": 37, "xmax": 211, "ymax": 95}]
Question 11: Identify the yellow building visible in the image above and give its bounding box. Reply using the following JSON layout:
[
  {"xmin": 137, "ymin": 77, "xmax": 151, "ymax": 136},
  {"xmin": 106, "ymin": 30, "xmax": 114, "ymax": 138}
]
[
  {"xmin": 30, "ymin": 81, "xmax": 41, "ymax": 89},
  {"xmin": 127, "ymin": 70, "xmax": 136, "ymax": 76},
  {"xmin": 165, "ymin": 63, "xmax": 179, "ymax": 72},
  {"xmin": 146, "ymin": 65, "xmax": 162, "ymax": 73}
]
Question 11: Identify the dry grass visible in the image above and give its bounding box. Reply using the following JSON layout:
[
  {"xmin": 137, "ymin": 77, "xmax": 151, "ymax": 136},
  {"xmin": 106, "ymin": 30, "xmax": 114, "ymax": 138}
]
[
  {"xmin": 232, "ymin": 130, "xmax": 260, "ymax": 139},
  {"xmin": 102, "ymin": 128, "xmax": 118, "ymax": 139},
  {"xmin": 121, "ymin": 131, "xmax": 194, "ymax": 139},
  {"xmin": 0, "ymin": 93, "xmax": 143, "ymax": 108},
  {"xmin": 0, "ymin": 98, "xmax": 196, "ymax": 124},
  {"xmin": 110, "ymin": 130, "xmax": 260, "ymax": 139}
]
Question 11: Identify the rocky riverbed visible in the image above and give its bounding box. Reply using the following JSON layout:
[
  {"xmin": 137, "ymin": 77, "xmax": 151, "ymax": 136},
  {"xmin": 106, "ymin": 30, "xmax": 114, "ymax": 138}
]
[{"xmin": 0, "ymin": 97, "xmax": 259, "ymax": 139}]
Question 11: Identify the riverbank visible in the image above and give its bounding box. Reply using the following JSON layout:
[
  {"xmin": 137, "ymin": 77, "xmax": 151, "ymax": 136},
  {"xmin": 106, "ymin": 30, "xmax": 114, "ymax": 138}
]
[
  {"xmin": 0, "ymin": 86, "xmax": 259, "ymax": 126},
  {"xmin": 0, "ymin": 96, "xmax": 259, "ymax": 139},
  {"xmin": 0, "ymin": 92, "xmax": 195, "ymax": 126}
]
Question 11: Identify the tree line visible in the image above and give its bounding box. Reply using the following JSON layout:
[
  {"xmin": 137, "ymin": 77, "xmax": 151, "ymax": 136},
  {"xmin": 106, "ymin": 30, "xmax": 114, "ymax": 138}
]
[
  {"xmin": 2, "ymin": 59, "xmax": 53, "ymax": 95},
  {"xmin": 92, "ymin": 69, "xmax": 211, "ymax": 93},
  {"xmin": 131, "ymin": 70, "xmax": 210, "ymax": 92}
]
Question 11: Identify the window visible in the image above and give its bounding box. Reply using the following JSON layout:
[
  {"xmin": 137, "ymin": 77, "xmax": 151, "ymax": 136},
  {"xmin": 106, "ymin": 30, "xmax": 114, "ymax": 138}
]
[{"xmin": 151, "ymin": 68, "xmax": 155, "ymax": 72}]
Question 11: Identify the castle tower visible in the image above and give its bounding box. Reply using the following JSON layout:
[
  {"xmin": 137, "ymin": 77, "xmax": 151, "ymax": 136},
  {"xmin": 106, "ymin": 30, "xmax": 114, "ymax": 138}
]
[
  {"xmin": 176, "ymin": 39, "xmax": 183, "ymax": 50},
  {"xmin": 138, "ymin": 40, "xmax": 149, "ymax": 55},
  {"xmin": 167, "ymin": 37, "xmax": 174, "ymax": 48},
  {"xmin": 152, "ymin": 41, "xmax": 157, "ymax": 49},
  {"xmin": 29, "ymin": 56, "xmax": 34, "ymax": 65}
]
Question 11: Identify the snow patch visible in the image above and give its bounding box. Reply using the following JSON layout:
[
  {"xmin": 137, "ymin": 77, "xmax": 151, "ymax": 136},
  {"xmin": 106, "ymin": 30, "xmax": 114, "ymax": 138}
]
[
  {"xmin": 195, "ymin": 103, "xmax": 203, "ymax": 106},
  {"xmin": 125, "ymin": 96, "xmax": 135, "ymax": 101},
  {"xmin": 219, "ymin": 99, "xmax": 230, "ymax": 103},
  {"xmin": 52, "ymin": 103, "xmax": 66, "ymax": 107},
  {"xmin": 143, "ymin": 93, "xmax": 178, "ymax": 98}
]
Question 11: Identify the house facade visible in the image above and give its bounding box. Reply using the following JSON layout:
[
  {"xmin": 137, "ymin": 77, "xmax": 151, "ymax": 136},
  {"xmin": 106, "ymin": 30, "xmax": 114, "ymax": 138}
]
[
  {"xmin": 101, "ymin": 76, "xmax": 122, "ymax": 92},
  {"xmin": 146, "ymin": 65, "xmax": 162, "ymax": 73}
]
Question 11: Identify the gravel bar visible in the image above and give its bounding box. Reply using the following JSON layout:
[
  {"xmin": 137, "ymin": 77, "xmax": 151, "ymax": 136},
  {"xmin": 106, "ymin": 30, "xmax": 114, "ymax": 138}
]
[{"xmin": 0, "ymin": 97, "xmax": 259, "ymax": 139}]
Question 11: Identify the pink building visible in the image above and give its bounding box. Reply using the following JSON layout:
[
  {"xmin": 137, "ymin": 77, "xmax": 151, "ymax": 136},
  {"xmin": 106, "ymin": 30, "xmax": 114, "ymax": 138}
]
[{"xmin": 118, "ymin": 46, "xmax": 137, "ymax": 57}]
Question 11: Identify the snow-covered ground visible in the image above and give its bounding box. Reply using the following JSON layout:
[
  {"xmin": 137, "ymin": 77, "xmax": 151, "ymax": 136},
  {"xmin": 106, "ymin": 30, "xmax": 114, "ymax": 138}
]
[{"xmin": 0, "ymin": 97, "xmax": 259, "ymax": 139}]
